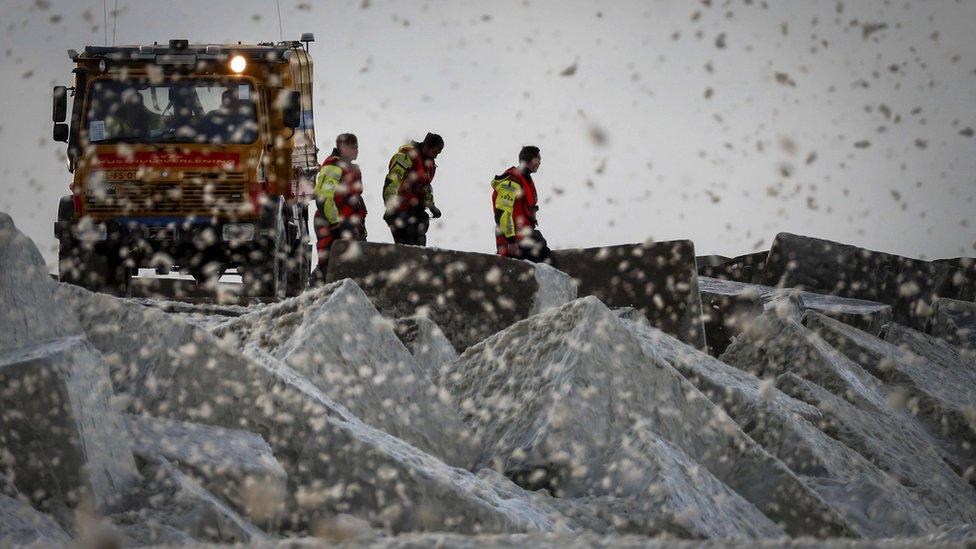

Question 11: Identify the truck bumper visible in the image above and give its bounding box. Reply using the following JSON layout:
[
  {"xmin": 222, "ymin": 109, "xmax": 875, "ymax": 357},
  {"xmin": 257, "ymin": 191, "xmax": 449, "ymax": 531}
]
[{"xmin": 57, "ymin": 216, "xmax": 268, "ymax": 269}]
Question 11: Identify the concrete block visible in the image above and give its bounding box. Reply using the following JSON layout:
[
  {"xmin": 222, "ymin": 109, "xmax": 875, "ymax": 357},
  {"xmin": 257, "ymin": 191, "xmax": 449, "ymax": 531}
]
[
  {"xmin": 394, "ymin": 315, "xmax": 459, "ymax": 380},
  {"xmin": 0, "ymin": 213, "xmax": 85, "ymax": 350},
  {"xmin": 0, "ymin": 472, "xmax": 71, "ymax": 545},
  {"xmin": 529, "ymin": 262, "xmax": 577, "ymax": 316},
  {"xmin": 612, "ymin": 306, "xmax": 648, "ymax": 324},
  {"xmin": 760, "ymin": 232, "xmax": 976, "ymax": 329},
  {"xmin": 805, "ymin": 312, "xmax": 976, "ymax": 472},
  {"xmin": 0, "ymin": 494, "xmax": 72, "ymax": 545},
  {"xmin": 0, "ymin": 337, "xmax": 138, "ymax": 515},
  {"xmin": 113, "ymin": 457, "xmax": 268, "ymax": 544},
  {"xmin": 928, "ymin": 297, "xmax": 976, "ymax": 351},
  {"xmin": 445, "ymin": 297, "xmax": 853, "ymax": 537},
  {"xmin": 621, "ymin": 316, "xmax": 939, "ymax": 537},
  {"xmin": 884, "ymin": 321, "xmax": 976, "ymax": 373},
  {"xmin": 720, "ymin": 309, "xmax": 976, "ymax": 527},
  {"xmin": 325, "ymin": 241, "xmax": 576, "ymax": 350},
  {"xmin": 125, "ymin": 413, "xmax": 288, "ymax": 526},
  {"xmin": 243, "ymin": 346, "xmax": 576, "ymax": 535},
  {"xmin": 699, "ymin": 276, "xmax": 893, "ymax": 355},
  {"xmin": 550, "ymin": 240, "xmax": 706, "ymax": 349},
  {"xmin": 698, "ymin": 250, "xmax": 768, "ymax": 284},
  {"xmin": 134, "ymin": 298, "xmax": 253, "ymax": 331},
  {"xmin": 0, "ymin": 472, "xmax": 14, "ymax": 498},
  {"xmin": 478, "ymin": 432, "xmax": 784, "ymax": 540},
  {"xmin": 699, "ymin": 279, "xmax": 765, "ymax": 356},
  {"xmin": 60, "ymin": 284, "xmax": 575, "ymax": 534},
  {"xmin": 591, "ymin": 426, "xmax": 786, "ymax": 539},
  {"xmin": 214, "ymin": 279, "xmax": 479, "ymax": 469}
]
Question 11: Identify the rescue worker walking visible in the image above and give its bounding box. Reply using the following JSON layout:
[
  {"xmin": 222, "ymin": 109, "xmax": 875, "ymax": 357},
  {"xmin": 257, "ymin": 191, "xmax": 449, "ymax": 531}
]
[
  {"xmin": 312, "ymin": 133, "xmax": 367, "ymax": 279},
  {"xmin": 491, "ymin": 145, "xmax": 553, "ymax": 264},
  {"xmin": 382, "ymin": 132, "xmax": 444, "ymax": 246}
]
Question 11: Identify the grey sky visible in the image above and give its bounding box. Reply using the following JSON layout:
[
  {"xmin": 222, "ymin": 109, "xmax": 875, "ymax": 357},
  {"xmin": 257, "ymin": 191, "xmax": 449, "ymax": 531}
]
[{"xmin": 1, "ymin": 0, "xmax": 974, "ymax": 271}]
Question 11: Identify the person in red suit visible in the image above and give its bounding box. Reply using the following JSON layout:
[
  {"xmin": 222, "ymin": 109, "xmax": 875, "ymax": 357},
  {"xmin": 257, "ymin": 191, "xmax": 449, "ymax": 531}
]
[
  {"xmin": 491, "ymin": 145, "xmax": 552, "ymax": 264},
  {"xmin": 313, "ymin": 133, "xmax": 367, "ymax": 277},
  {"xmin": 382, "ymin": 133, "xmax": 444, "ymax": 246}
]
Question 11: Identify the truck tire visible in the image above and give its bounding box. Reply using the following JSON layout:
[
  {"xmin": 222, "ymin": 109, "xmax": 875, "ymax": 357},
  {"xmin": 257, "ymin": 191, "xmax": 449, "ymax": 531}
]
[
  {"xmin": 285, "ymin": 202, "xmax": 312, "ymax": 297},
  {"xmin": 55, "ymin": 196, "xmax": 128, "ymax": 295},
  {"xmin": 58, "ymin": 236, "xmax": 128, "ymax": 295},
  {"xmin": 58, "ymin": 237, "xmax": 86, "ymax": 287},
  {"xmin": 99, "ymin": 240, "xmax": 132, "ymax": 297},
  {"xmin": 186, "ymin": 242, "xmax": 226, "ymax": 289},
  {"xmin": 56, "ymin": 196, "xmax": 83, "ymax": 286},
  {"xmin": 242, "ymin": 198, "xmax": 286, "ymax": 301}
]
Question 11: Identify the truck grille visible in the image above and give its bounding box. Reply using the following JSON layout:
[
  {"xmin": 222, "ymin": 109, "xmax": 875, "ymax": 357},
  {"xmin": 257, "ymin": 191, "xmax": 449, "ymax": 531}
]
[
  {"xmin": 183, "ymin": 171, "xmax": 246, "ymax": 181},
  {"xmin": 181, "ymin": 181, "xmax": 248, "ymax": 213},
  {"xmin": 85, "ymin": 178, "xmax": 248, "ymax": 217}
]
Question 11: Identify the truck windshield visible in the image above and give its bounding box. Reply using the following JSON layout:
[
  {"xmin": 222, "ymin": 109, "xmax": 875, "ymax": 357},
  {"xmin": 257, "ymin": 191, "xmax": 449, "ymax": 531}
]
[{"xmin": 85, "ymin": 78, "xmax": 259, "ymax": 145}]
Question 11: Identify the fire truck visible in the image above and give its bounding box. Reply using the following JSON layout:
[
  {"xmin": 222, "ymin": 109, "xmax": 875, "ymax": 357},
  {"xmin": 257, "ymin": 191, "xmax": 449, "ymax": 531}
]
[{"xmin": 52, "ymin": 36, "xmax": 319, "ymax": 299}]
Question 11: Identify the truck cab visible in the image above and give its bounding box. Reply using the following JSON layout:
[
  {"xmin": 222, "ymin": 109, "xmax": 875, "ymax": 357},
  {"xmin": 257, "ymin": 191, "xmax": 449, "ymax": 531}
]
[{"xmin": 52, "ymin": 37, "xmax": 319, "ymax": 299}]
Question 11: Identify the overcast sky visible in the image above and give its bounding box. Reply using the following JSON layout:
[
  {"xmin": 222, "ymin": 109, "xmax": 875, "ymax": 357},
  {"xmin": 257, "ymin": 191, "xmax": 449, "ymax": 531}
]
[{"xmin": 1, "ymin": 0, "xmax": 974, "ymax": 271}]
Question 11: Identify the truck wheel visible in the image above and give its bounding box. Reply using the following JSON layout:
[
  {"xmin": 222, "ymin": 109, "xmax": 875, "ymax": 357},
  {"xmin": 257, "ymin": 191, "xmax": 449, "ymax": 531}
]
[
  {"xmin": 56, "ymin": 196, "xmax": 82, "ymax": 285},
  {"xmin": 59, "ymin": 239, "xmax": 128, "ymax": 295},
  {"xmin": 242, "ymin": 198, "xmax": 286, "ymax": 301},
  {"xmin": 189, "ymin": 263, "xmax": 226, "ymax": 289},
  {"xmin": 58, "ymin": 236, "xmax": 87, "ymax": 287},
  {"xmin": 285, "ymin": 202, "xmax": 311, "ymax": 297},
  {"xmin": 101, "ymin": 246, "xmax": 131, "ymax": 296},
  {"xmin": 187, "ymin": 251, "xmax": 226, "ymax": 290},
  {"xmin": 55, "ymin": 196, "xmax": 124, "ymax": 294}
]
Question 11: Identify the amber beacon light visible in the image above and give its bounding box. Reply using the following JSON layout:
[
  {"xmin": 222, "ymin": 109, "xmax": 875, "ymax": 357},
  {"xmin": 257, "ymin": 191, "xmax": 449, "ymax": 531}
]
[{"xmin": 230, "ymin": 55, "xmax": 246, "ymax": 73}]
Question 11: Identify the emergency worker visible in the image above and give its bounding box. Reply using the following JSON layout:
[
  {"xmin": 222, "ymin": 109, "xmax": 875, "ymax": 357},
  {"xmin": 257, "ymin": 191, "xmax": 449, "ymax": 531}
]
[
  {"xmin": 202, "ymin": 89, "xmax": 256, "ymax": 142},
  {"xmin": 108, "ymin": 89, "xmax": 162, "ymax": 138},
  {"xmin": 312, "ymin": 133, "xmax": 368, "ymax": 278},
  {"xmin": 382, "ymin": 132, "xmax": 444, "ymax": 246},
  {"xmin": 167, "ymin": 85, "xmax": 204, "ymax": 120},
  {"xmin": 491, "ymin": 145, "xmax": 553, "ymax": 264}
]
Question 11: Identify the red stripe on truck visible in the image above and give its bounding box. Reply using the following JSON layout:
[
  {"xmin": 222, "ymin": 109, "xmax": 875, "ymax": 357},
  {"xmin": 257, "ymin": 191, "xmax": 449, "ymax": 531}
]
[{"xmin": 92, "ymin": 151, "xmax": 241, "ymax": 169}]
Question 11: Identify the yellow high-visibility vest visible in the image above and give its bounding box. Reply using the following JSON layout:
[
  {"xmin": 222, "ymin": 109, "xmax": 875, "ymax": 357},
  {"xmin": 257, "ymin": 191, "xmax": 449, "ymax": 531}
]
[
  {"xmin": 492, "ymin": 176, "xmax": 521, "ymax": 238},
  {"xmin": 314, "ymin": 164, "xmax": 344, "ymax": 224},
  {"xmin": 383, "ymin": 150, "xmax": 413, "ymax": 209}
]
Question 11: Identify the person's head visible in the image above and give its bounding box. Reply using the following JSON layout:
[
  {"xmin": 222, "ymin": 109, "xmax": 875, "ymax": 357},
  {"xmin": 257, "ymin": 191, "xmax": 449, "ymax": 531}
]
[
  {"xmin": 519, "ymin": 145, "xmax": 542, "ymax": 173},
  {"xmin": 336, "ymin": 133, "xmax": 358, "ymax": 161},
  {"xmin": 122, "ymin": 89, "xmax": 144, "ymax": 109},
  {"xmin": 168, "ymin": 86, "xmax": 201, "ymax": 117},
  {"xmin": 420, "ymin": 132, "xmax": 444, "ymax": 159},
  {"xmin": 220, "ymin": 89, "xmax": 239, "ymax": 109}
]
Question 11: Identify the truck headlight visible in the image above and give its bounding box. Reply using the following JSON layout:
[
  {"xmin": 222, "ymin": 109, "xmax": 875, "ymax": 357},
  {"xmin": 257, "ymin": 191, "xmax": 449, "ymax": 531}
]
[{"xmin": 222, "ymin": 223, "xmax": 254, "ymax": 241}]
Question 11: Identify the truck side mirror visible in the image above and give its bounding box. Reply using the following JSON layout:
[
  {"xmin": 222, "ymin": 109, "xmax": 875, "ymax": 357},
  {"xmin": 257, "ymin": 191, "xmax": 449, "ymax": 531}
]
[
  {"xmin": 282, "ymin": 90, "xmax": 302, "ymax": 129},
  {"xmin": 53, "ymin": 86, "xmax": 67, "ymax": 123},
  {"xmin": 53, "ymin": 123, "xmax": 69, "ymax": 142}
]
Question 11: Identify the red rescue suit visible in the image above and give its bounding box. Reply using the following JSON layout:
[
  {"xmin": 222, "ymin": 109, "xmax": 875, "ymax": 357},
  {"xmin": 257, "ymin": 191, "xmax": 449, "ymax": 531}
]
[
  {"xmin": 491, "ymin": 166, "xmax": 539, "ymax": 256},
  {"xmin": 383, "ymin": 142, "xmax": 439, "ymax": 245},
  {"xmin": 383, "ymin": 142, "xmax": 437, "ymax": 213},
  {"xmin": 314, "ymin": 153, "xmax": 367, "ymax": 263}
]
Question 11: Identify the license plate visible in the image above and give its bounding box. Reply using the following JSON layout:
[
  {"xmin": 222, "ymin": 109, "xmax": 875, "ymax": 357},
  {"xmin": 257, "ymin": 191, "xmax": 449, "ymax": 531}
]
[{"xmin": 147, "ymin": 227, "xmax": 176, "ymax": 240}]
